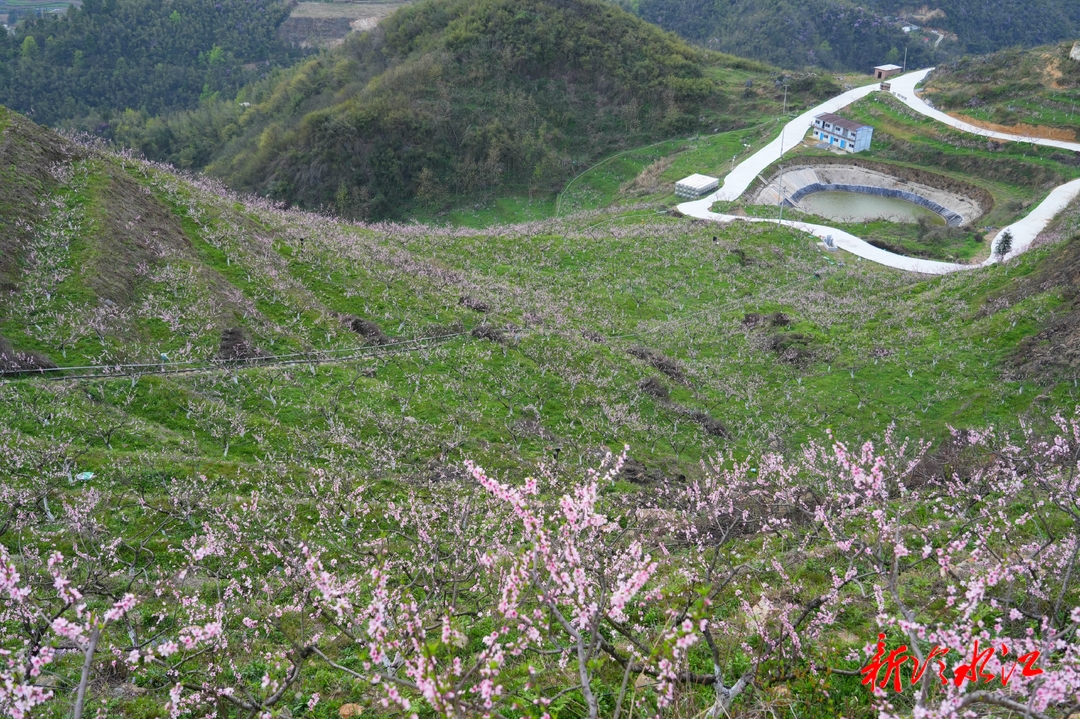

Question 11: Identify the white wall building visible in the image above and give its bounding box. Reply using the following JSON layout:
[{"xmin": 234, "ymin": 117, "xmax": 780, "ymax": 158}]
[{"xmin": 812, "ymin": 113, "xmax": 874, "ymax": 153}]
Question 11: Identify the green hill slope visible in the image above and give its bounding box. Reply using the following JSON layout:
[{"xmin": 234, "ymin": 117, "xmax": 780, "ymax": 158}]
[
  {"xmin": 4, "ymin": 103, "xmax": 1080, "ymax": 481},
  {"xmin": 106, "ymin": 0, "xmax": 822, "ymax": 220},
  {"xmin": 6, "ymin": 102, "xmax": 1080, "ymax": 719},
  {"xmin": 922, "ymin": 42, "xmax": 1080, "ymax": 143}
]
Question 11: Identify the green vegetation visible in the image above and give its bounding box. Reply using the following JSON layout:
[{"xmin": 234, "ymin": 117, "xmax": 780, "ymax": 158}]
[
  {"xmin": 4, "ymin": 13, "xmax": 1080, "ymax": 719},
  {"xmin": 616, "ymin": 0, "xmax": 1080, "ymax": 71},
  {"xmin": 426, "ymin": 122, "xmax": 776, "ymax": 227},
  {"xmin": 5, "ymin": 70, "xmax": 1080, "ymax": 718},
  {"xmin": 0, "ymin": 0, "xmax": 304, "ymax": 124},
  {"xmin": 3, "ymin": 104, "xmax": 1079, "ymax": 478},
  {"xmin": 409, "ymin": 75, "xmax": 850, "ymax": 228},
  {"xmin": 924, "ymin": 41, "xmax": 1080, "ymax": 141},
  {"xmin": 553, "ymin": 124, "xmax": 764, "ymax": 218},
  {"xmin": 95, "ymin": 0, "xmax": 847, "ymax": 221}
]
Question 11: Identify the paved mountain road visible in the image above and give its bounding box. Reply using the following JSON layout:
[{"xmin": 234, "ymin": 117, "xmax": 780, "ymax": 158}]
[{"xmin": 677, "ymin": 68, "xmax": 1080, "ymax": 274}]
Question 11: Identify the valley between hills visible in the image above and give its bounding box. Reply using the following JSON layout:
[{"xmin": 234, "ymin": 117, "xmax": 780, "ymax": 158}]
[{"xmin": 2, "ymin": 2, "xmax": 1080, "ymax": 718}]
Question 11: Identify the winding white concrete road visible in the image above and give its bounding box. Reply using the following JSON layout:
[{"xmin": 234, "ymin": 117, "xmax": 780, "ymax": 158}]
[
  {"xmin": 707, "ymin": 82, "xmax": 881, "ymax": 202},
  {"xmin": 888, "ymin": 70, "xmax": 1080, "ymax": 154},
  {"xmin": 678, "ymin": 68, "xmax": 1080, "ymax": 274}
]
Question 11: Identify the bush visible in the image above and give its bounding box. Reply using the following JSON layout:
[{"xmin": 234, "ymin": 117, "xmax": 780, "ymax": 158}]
[{"xmin": 344, "ymin": 316, "xmax": 390, "ymax": 345}]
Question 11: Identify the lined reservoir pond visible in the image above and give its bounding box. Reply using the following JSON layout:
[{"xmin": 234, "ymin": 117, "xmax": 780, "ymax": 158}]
[{"xmin": 798, "ymin": 191, "xmax": 947, "ymax": 225}]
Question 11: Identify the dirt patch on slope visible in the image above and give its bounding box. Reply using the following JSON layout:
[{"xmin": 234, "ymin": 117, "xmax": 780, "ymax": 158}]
[
  {"xmin": 219, "ymin": 327, "xmax": 266, "ymax": 360},
  {"xmin": 621, "ymin": 157, "xmax": 674, "ymax": 198},
  {"xmin": 1041, "ymin": 54, "xmax": 1066, "ymax": 89},
  {"xmin": 628, "ymin": 345, "xmax": 684, "ymax": 381},
  {"xmin": 998, "ymin": 236, "xmax": 1080, "ymax": 380},
  {"xmin": 0, "ymin": 109, "xmax": 85, "ymax": 294},
  {"xmin": 945, "ymin": 112, "xmax": 1077, "ymax": 142},
  {"xmin": 909, "ymin": 6, "xmax": 946, "ymax": 23},
  {"xmin": 87, "ymin": 170, "xmax": 195, "ymax": 305}
]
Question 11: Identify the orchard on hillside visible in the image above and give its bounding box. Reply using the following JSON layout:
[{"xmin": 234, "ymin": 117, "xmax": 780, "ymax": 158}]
[{"xmin": 2, "ymin": 416, "xmax": 1079, "ymax": 718}]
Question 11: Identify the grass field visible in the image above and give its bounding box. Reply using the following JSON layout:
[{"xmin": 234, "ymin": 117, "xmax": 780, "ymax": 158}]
[{"xmin": 3, "ymin": 102, "xmax": 1075, "ymax": 477}]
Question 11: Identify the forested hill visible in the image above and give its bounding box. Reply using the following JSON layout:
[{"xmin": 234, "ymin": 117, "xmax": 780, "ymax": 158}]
[
  {"xmin": 0, "ymin": 0, "xmax": 304, "ymax": 125},
  {"xmin": 118, "ymin": 0, "xmax": 804, "ymax": 220},
  {"xmin": 880, "ymin": 0, "xmax": 1080, "ymax": 55},
  {"xmin": 613, "ymin": 0, "xmax": 1080, "ymax": 71},
  {"xmin": 621, "ymin": 0, "xmax": 931, "ymax": 71}
]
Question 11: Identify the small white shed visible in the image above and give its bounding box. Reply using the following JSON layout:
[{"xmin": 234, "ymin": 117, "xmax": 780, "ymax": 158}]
[{"xmin": 675, "ymin": 174, "xmax": 720, "ymax": 199}]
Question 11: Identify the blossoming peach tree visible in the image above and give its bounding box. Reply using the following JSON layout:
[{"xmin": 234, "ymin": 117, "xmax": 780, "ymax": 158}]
[{"xmin": 1, "ymin": 419, "xmax": 1078, "ymax": 718}]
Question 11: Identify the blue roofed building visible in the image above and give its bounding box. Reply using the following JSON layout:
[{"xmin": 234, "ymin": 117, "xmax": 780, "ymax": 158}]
[{"xmin": 812, "ymin": 113, "xmax": 874, "ymax": 153}]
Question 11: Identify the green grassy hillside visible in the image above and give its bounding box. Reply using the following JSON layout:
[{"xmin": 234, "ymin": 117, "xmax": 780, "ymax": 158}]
[
  {"xmin": 98, "ymin": 0, "xmax": 848, "ymax": 221},
  {"xmin": 923, "ymin": 41, "xmax": 1080, "ymax": 142},
  {"xmin": 4, "ymin": 103, "xmax": 1080, "ymax": 480},
  {"xmin": 5, "ymin": 96, "xmax": 1080, "ymax": 719}
]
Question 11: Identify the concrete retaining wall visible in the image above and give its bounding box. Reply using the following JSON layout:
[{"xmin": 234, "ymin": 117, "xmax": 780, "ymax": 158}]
[
  {"xmin": 786, "ymin": 183, "xmax": 965, "ymax": 226},
  {"xmin": 750, "ymin": 163, "xmax": 984, "ymax": 226}
]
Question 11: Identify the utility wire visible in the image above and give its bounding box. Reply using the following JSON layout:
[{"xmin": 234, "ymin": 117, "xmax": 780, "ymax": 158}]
[
  {"xmin": 3, "ymin": 224, "xmax": 835, "ymax": 382},
  {"xmin": 2, "ymin": 332, "xmax": 472, "ymax": 381},
  {"xmin": 3, "ymin": 265, "xmax": 831, "ymax": 382}
]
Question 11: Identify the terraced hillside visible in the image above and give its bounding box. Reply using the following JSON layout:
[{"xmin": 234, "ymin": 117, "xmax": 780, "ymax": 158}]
[{"xmin": 923, "ymin": 41, "xmax": 1080, "ymax": 143}]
